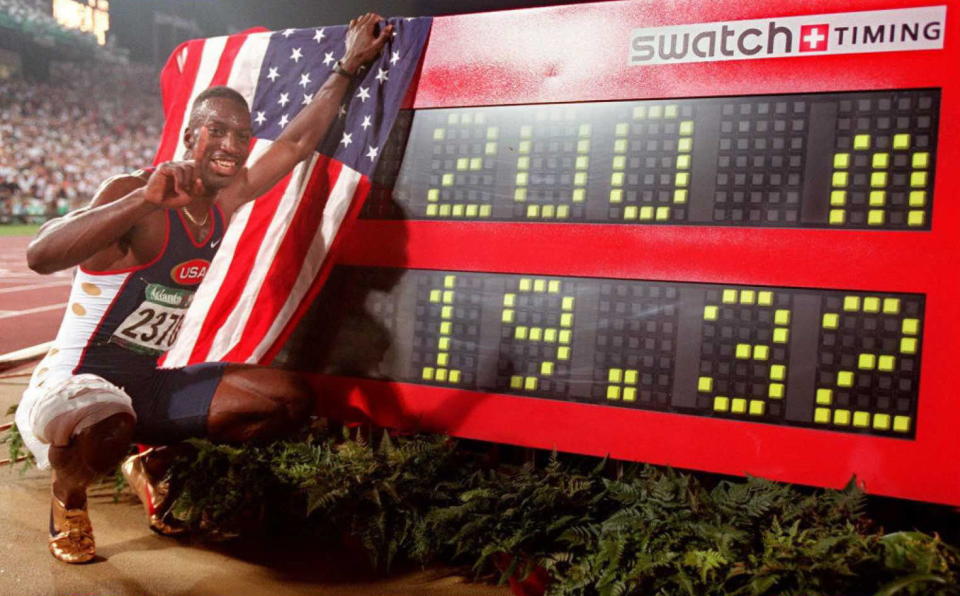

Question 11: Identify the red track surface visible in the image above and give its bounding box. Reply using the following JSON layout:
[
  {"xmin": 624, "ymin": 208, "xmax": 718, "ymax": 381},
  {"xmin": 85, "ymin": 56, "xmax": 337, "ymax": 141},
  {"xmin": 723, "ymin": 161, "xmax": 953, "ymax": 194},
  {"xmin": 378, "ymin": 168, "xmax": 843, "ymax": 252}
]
[{"xmin": 0, "ymin": 235, "xmax": 71, "ymax": 355}]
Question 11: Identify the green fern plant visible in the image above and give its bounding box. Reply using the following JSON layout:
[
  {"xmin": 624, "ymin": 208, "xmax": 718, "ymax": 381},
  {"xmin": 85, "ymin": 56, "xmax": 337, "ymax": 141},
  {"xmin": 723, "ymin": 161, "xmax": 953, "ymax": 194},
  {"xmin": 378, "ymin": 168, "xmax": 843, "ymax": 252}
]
[
  {"xmin": 155, "ymin": 429, "xmax": 960, "ymax": 595},
  {"xmin": 1, "ymin": 405, "xmax": 34, "ymax": 471}
]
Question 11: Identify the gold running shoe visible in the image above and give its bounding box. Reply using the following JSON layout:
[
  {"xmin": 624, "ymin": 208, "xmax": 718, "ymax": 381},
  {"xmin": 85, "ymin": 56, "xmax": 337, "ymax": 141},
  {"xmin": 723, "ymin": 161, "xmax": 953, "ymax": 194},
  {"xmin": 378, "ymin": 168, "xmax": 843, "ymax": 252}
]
[
  {"xmin": 49, "ymin": 494, "xmax": 95, "ymax": 564},
  {"xmin": 121, "ymin": 450, "xmax": 185, "ymax": 536}
]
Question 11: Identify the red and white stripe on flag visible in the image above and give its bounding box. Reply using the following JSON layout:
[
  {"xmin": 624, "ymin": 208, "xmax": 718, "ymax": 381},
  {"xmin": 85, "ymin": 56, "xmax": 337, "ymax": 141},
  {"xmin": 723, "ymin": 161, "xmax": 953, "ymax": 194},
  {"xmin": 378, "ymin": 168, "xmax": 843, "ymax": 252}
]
[{"xmin": 154, "ymin": 27, "xmax": 375, "ymax": 367}]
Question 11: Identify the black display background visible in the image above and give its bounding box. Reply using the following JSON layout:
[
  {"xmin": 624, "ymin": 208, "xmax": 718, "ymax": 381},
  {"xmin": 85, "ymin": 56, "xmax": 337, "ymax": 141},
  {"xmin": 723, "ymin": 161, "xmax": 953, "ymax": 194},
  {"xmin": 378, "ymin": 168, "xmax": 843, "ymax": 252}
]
[
  {"xmin": 280, "ymin": 266, "xmax": 924, "ymax": 438},
  {"xmin": 361, "ymin": 88, "xmax": 939, "ymax": 229}
]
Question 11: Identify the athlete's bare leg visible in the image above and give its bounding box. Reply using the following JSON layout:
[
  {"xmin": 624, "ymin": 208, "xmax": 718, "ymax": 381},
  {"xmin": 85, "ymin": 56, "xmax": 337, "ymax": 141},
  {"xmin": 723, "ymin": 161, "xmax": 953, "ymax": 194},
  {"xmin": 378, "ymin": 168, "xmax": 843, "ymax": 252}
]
[
  {"xmin": 49, "ymin": 413, "xmax": 136, "ymax": 508},
  {"xmin": 206, "ymin": 365, "xmax": 313, "ymax": 443},
  {"xmin": 47, "ymin": 412, "xmax": 135, "ymax": 562}
]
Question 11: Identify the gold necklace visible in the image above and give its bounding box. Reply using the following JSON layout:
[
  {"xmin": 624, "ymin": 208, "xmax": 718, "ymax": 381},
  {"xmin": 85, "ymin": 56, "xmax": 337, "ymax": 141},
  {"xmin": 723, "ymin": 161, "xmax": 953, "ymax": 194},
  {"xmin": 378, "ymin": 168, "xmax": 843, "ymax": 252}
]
[{"xmin": 181, "ymin": 206, "xmax": 209, "ymax": 227}]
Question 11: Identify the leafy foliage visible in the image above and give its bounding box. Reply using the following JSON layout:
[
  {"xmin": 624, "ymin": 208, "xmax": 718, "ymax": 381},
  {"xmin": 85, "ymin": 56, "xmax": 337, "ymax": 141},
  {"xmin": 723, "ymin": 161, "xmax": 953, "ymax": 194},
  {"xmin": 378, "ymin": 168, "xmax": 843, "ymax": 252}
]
[
  {"xmin": 165, "ymin": 425, "xmax": 461, "ymax": 571},
  {"xmin": 414, "ymin": 452, "xmax": 607, "ymax": 584},
  {"xmin": 1, "ymin": 406, "xmax": 34, "ymax": 471},
  {"xmin": 5, "ymin": 416, "xmax": 958, "ymax": 594}
]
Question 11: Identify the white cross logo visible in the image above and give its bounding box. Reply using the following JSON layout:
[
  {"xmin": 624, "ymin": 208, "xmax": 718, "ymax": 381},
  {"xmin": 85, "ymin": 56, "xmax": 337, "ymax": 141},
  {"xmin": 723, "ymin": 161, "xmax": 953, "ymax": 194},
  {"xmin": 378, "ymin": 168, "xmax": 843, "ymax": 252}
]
[{"xmin": 802, "ymin": 27, "xmax": 826, "ymax": 50}]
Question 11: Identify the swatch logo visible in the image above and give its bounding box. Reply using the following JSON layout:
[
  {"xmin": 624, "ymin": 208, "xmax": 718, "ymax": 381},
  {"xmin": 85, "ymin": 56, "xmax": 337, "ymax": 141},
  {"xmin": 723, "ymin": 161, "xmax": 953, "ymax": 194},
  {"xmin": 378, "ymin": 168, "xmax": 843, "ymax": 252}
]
[{"xmin": 629, "ymin": 6, "xmax": 945, "ymax": 66}]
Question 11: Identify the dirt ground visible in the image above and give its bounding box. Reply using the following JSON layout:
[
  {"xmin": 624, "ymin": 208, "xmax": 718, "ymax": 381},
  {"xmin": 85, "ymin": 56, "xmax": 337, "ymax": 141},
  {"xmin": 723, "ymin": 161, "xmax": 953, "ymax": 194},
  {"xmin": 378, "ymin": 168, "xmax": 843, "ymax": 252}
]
[{"xmin": 0, "ymin": 364, "xmax": 510, "ymax": 596}]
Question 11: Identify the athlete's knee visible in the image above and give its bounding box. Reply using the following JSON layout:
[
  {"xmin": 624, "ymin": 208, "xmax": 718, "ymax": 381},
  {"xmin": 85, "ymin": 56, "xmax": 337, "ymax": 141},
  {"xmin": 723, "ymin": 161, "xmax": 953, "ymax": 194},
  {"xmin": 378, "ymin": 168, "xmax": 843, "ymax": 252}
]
[
  {"xmin": 278, "ymin": 374, "xmax": 314, "ymax": 426},
  {"xmin": 209, "ymin": 368, "xmax": 314, "ymax": 442},
  {"xmin": 75, "ymin": 413, "xmax": 136, "ymax": 473},
  {"xmin": 20, "ymin": 374, "xmax": 137, "ymax": 470},
  {"xmin": 254, "ymin": 380, "xmax": 311, "ymax": 435},
  {"xmin": 48, "ymin": 412, "xmax": 135, "ymax": 478},
  {"xmin": 243, "ymin": 369, "xmax": 313, "ymax": 427}
]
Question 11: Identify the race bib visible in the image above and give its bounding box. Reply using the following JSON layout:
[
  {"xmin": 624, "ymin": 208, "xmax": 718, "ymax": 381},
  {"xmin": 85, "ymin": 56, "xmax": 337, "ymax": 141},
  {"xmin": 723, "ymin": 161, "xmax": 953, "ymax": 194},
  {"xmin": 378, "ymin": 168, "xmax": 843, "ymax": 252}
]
[{"xmin": 111, "ymin": 283, "xmax": 193, "ymax": 356}]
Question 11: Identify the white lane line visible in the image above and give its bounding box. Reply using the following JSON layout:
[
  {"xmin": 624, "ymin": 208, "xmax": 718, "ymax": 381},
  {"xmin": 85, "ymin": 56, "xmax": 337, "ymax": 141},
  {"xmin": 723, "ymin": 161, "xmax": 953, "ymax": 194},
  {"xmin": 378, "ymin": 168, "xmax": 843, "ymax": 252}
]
[
  {"xmin": 0, "ymin": 281, "xmax": 71, "ymax": 295},
  {"xmin": 0, "ymin": 303, "xmax": 67, "ymax": 319}
]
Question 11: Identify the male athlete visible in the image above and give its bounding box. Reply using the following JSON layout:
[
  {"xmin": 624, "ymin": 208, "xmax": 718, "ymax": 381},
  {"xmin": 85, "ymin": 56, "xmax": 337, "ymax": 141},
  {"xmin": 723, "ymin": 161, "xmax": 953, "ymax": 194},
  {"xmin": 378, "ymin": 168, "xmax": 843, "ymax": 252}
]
[{"xmin": 16, "ymin": 14, "xmax": 392, "ymax": 563}]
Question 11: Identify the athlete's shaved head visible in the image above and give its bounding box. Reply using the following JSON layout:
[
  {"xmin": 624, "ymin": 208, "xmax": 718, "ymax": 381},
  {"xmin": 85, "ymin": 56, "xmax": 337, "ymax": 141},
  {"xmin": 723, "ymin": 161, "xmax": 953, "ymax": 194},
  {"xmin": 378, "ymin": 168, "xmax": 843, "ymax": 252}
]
[{"xmin": 187, "ymin": 86, "xmax": 250, "ymax": 128}]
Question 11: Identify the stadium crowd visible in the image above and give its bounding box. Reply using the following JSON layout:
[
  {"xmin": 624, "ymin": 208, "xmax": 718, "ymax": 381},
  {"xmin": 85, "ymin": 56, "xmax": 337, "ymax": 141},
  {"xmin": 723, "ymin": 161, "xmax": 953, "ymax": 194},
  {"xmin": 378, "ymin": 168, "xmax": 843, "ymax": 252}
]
[
  {"xmin": 0, "ymin": 61, "xmax": 163, "ymax": 223},
  {"xmin": 0, "ymin": 0, "xmax": 97, "ymax": 46}
]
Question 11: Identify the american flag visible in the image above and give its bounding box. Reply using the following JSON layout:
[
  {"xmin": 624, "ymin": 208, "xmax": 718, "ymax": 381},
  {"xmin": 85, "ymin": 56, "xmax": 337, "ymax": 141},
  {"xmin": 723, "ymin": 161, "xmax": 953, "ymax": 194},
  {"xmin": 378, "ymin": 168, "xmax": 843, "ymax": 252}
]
[{"xmin": 156, "ymin": 18, "xmax": 431, "ymax": 367}]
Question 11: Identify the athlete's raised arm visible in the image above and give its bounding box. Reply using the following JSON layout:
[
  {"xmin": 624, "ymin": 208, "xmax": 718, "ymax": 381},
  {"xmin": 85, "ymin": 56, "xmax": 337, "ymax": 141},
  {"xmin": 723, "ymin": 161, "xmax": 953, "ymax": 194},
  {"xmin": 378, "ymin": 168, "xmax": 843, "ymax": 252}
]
[
  {"xmin": 26, "ymin": 163, "xmax": 201, "ymax": 274},
  {"xmin": 217, "ymin": 13, "xmax": 392, "ymax": 219}
]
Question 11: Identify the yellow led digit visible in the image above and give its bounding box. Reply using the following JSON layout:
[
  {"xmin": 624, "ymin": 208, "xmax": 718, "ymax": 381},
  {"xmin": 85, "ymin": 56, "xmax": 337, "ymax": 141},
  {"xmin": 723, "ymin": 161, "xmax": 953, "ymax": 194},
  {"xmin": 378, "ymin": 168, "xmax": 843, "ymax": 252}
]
[
  {"xmin": 700, "ymin": 288, "xmax": 790, "ymax": 419},
  {"xmin": 429, "ymin": 112, "xmax": 492, "ymax": 218},
  {"xmin": 829, "ymin": 123, "xmax": 931, "ymax": 228},
  {"xmin": 505, "ymin": 278, "xmax": 575, "ymax": 394},
  {"xmin": 815, "ymin": 291, "xmax": 922, "ymax": 433},
  {"xmin": 422, "ymin": 275, "xmax": 462, "ymax": 386}
]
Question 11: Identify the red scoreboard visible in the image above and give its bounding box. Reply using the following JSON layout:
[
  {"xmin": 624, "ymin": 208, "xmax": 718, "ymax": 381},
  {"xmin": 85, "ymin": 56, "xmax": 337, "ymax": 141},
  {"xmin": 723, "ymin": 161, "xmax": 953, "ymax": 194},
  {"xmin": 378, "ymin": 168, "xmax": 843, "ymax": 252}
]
[{"xmin": 281, "ymin": 0, "xmax": 959, "ymax": 506}]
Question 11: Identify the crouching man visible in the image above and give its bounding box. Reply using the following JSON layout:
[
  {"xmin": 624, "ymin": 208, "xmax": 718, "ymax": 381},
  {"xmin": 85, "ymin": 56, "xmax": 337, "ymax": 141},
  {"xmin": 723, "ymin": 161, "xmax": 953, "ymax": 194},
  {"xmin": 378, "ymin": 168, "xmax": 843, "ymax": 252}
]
[{"xmin": 15, "ymin": 14, "xmax": 392, "ymax": 563}]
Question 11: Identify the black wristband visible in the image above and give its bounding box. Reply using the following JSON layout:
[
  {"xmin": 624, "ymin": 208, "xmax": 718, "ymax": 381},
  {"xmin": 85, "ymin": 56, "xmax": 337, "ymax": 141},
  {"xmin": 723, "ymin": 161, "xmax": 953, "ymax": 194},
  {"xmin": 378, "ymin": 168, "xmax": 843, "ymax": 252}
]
[{"xmin": 333, "ymin": 60, "xmax": 358, "ymax": 79}]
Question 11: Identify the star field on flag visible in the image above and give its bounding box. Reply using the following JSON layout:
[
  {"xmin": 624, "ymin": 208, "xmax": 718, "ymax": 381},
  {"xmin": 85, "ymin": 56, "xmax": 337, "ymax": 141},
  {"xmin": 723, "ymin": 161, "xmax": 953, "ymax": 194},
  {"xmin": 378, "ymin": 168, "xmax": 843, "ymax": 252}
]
[{"xmin": 249, "ymin": 18, "xmax": 430, "ymax": 179}]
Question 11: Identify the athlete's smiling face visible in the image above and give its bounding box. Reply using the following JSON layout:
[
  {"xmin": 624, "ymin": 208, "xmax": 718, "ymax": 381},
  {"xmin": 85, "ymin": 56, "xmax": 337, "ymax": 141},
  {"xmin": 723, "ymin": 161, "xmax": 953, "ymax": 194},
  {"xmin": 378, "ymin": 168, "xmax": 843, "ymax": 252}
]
[{"xmin": 183, "ymin": 97, "xmax": 252, "ymax": 192}]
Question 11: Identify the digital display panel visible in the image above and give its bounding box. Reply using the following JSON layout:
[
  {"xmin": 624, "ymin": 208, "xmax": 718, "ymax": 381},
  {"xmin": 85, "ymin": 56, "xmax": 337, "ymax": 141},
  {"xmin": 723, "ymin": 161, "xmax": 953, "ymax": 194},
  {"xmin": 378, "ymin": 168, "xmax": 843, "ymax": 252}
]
[
  {"xmin": 285, "ymin": 266, "xmax": 924, "ymax": 438},
  {"xmin": 362, "ymin": 89, "xmax": 939, "ymax": 229}
]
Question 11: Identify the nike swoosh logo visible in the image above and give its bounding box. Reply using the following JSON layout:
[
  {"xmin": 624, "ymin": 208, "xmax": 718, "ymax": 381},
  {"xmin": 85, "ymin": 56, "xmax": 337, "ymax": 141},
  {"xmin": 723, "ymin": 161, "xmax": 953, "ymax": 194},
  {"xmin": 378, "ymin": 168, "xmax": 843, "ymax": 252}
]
[{"xmin": 210, "ymin": 238, "xmax": 222, "ymax": 249}]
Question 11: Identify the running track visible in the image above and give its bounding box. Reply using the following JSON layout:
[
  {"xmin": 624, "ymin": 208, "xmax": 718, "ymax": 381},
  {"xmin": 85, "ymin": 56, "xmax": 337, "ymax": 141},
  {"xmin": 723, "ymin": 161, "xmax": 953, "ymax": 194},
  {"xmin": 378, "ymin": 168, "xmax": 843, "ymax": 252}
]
[{"xmin": 0, "ymin": 235, "xmax": 72, "ymax": 355}]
